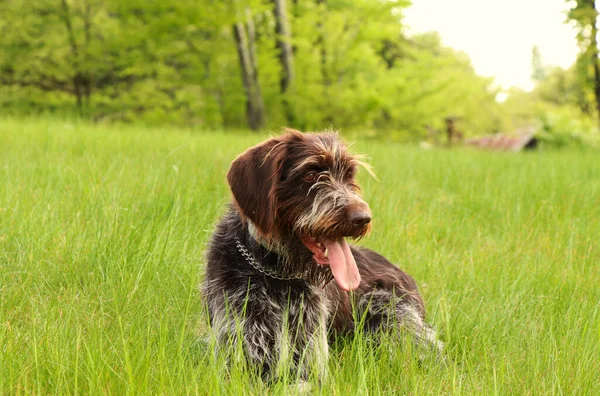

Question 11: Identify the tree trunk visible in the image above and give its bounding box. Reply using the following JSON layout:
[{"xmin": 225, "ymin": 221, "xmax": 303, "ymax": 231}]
[
  {"xmin": 273, "ymin": 0, "xmax": 294, "ymax": 93},
  {"xmin": 316, "ymin": 0, "xmax": 329, "ymax": 87},
  {"xmin": 82, "ymin": 0, "xmax": 93, "ymax": 106},
  {"xmin": 316, "ymin": 0, "xmax": 332, "ymax": 125},
  {"xmin": 60, "ymin": 0, "xmax": 83, "ymax": 112},
  {"xmin": 233, "ymin": 9, "xmax": 264, "ymax": 131},
  {"xmin": 589, "ymin": 0, "xmax": 600, "ymax": 128},
  {"xmin": 273, "ymin": 0, "xmax": 295, "ymax": 123}
]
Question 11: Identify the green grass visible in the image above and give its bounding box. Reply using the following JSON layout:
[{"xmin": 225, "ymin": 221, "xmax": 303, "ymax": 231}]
[{"xmin": 1, "ymin": 117, "xmax": 599, "ymax": 395}]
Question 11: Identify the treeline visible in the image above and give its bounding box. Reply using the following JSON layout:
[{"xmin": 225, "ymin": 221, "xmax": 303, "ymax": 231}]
[
  {"xmin": 498, "ymin": 1, "xmax": 600, "ymax": 148},
  {"xmin": 0, "ymin": 0, "xmax": 502, "ymax": 136}
]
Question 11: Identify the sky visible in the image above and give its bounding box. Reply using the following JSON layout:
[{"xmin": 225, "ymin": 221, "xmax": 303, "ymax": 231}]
[{"xmin": 403, "ymin": 0, "xmax": 580, "ymax": 91}]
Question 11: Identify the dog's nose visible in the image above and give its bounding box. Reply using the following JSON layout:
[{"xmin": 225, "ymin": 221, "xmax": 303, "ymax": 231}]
[{"xmin": 347, "ymin": 203, "xmax": 372, "ymax": 226}]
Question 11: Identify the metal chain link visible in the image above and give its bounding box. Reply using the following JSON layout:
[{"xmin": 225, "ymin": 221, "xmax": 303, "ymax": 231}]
[{"xmin": 235, "ymin": 237, "xmax": 305, "ymax": 281}]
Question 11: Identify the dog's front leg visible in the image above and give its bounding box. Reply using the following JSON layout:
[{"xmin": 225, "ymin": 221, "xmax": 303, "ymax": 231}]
[
  {"xmin": 240, "ymin": 303, "xmax": 284, "ymax": 379},
  {"xmin": 303, "ymin": 299, "xmax": 330, "ymax": 383},
  {"xmin": 357, "ymin": 289, "xmax": 445, "ymax": 354}
]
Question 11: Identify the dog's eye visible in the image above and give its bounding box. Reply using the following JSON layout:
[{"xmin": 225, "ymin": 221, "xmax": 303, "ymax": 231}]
[
  {"xmin": 344, "ymin": 169, "xmax": 355, "ymax": 180},
  {"xmin": 303, "ymin": 172, "xmax": 318, "ymax": 183}
]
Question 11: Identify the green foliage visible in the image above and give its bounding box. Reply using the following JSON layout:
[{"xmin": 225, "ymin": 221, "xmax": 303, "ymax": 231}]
[
  {"xmin": 501, "ymin": 40, "xmax": 599, "ymax": 149},
  {"xmin": 537, "ymin": 105, "xmax": 600, "ymax": 149},
  {"xmin": 1, "ymin": 118, "xmax": 600, "ymax": 393},
  {"xmin": 500, "ymin": 83, "xmax": 599, "ymax": 150},
  {"xmin": 498, "ymin": 87, "xmax": 538, "ymax": 131},
  {"xmin": 531, "ymin": 45, "xmax": 546, "ymax": 82},
  {"xmin": 0, "ymin": 0, "xmax": 500, "ymax": 135},
  {"xmin": 536, "ymin": 65, "xmax": 586, "ymax": 109},
  {"xmin": 494, "ymin": 1, "xmax": 600, "ymax": 146},
  {"xmin": 564, "ymin": 0, "xmax": 600, "ymax": 127},
  {"xmin": 352, "ymin": 31, "xmax": 502, "ymax": 138}
]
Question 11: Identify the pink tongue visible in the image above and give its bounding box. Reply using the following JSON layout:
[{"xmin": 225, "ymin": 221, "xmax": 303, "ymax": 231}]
[{"xmin": 325, "ymin": 239, "xmax": 361, "ymax": 291}]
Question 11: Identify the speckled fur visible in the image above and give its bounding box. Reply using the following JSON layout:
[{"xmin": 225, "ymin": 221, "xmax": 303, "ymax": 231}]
[{"xmin": 201, "ymin": 130, "xmax": 443, "ymax": 382}]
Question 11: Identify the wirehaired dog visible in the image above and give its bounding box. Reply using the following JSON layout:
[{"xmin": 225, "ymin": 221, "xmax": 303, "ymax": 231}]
[{"xmin": 202, "ymin": 129, "xmax": 442, "ymax": 381}]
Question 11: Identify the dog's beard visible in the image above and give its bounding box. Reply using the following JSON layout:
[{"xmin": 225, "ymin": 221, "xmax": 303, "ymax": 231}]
[
  {"xmin": 300, "ymin": 236, "xmax": 361, "ymax": 292},
  {"xmin": 291, "ymin": 216, "xmax": 369, "ymax": 292},
  {"xmin": 288, "ymin": 207, "xmax": 369, "ymax": 291},
  {"xmin": 276, "ymin": 234, "xmax": 335, "ymax": 287},
  {"xmin": 247, "ymin": 223, "xmax": 334, "ymax": 287},
  {"xmin": 248, "ymin": 190, "xmax": 369, "ymax": 289}
]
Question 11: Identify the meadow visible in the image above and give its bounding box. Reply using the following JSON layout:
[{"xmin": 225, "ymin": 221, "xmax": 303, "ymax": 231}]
[{"xmin": 1, "ymin": 118, "xmax": 599, "ymax": 395}]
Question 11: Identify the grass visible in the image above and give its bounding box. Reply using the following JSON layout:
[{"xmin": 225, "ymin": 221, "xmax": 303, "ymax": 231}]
[{"xmin": 1, "ymin": 117, "xmax": 599, "ymax": 395}]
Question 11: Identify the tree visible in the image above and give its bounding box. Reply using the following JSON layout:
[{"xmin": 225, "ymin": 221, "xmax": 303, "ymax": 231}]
[
  {"xmin": 531, "ymin": 45, "xmax": 546, "ymax": 83},
  {"xmin": 272, "ymin": 0, "xmax": 294, "ymax": 122},
  {"xmin": 233, "ymin": 8, "xmax": 265, "ymax": 130},
  {"xmin": 0, "ymin": 0, "xmax": 504, "ymax": 136},
  {"xmin": 567, "ymin": 0, "xmax": 600, "ymax": 127},
  {"xmin": 0, "ymin": 0, "xmax": 103, "ymax": 112}
]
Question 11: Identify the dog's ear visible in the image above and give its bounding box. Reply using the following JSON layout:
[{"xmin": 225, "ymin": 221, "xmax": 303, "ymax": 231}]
[{"xmin": 227, "ymin": 137, "xmax": 288, "ymax": 238}]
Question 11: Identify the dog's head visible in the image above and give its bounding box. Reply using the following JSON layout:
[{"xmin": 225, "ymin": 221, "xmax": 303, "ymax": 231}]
[{"xmin": 227, "ymin": 129, "xmax": 373, "ymax": 291}]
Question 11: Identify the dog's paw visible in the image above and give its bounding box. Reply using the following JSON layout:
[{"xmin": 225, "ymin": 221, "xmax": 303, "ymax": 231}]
[{"xmin": 283, "ymin": 380, "xmax": 312, "ymax": 395}]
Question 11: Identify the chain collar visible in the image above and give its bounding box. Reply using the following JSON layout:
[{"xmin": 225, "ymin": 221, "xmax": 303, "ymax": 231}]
[
  {"xmin": 247, "ymin": 221, "xmax": 283, "ymax": 254},
  {"xmin": 235, "ymin": 237, "xmax": 305, "ymax": 281}
]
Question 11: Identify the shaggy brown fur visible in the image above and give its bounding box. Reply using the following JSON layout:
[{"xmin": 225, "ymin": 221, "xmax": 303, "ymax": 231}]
[{"xmin": 202, "ymin": 129, "xmax": 442, "ymax": 381}]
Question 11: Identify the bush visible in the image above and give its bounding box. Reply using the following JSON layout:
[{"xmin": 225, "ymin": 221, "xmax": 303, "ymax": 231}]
[{"xmin": 536, "ymin": 106, "xmax": 600, "ymax": 149}]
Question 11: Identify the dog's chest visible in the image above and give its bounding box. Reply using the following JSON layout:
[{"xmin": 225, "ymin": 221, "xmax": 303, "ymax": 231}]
[{"xmin": 265, "ymin": 281, "xmax": 329, "ymax": 334}]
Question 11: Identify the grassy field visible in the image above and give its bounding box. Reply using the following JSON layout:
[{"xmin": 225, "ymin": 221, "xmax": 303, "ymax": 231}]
[{"xmin": 1, "ymin": 118, "xmax": 599, "ymax": 395}]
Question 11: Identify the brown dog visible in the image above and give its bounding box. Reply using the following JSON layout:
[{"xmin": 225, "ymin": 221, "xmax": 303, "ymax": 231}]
[{"xmin": 202, "ymin": 129, "xmax": 442, "ymax": 380}]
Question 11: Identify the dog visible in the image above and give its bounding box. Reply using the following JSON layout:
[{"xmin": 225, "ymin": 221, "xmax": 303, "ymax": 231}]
[{"xmin": 202, "ymin": 129, "xmax": 442, "ymax": 381}]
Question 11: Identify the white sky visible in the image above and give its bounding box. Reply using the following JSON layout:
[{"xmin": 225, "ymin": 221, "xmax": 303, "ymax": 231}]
[{"xmin": 404, "ymin": 0, "xmax": 580, "ymax": 90}]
